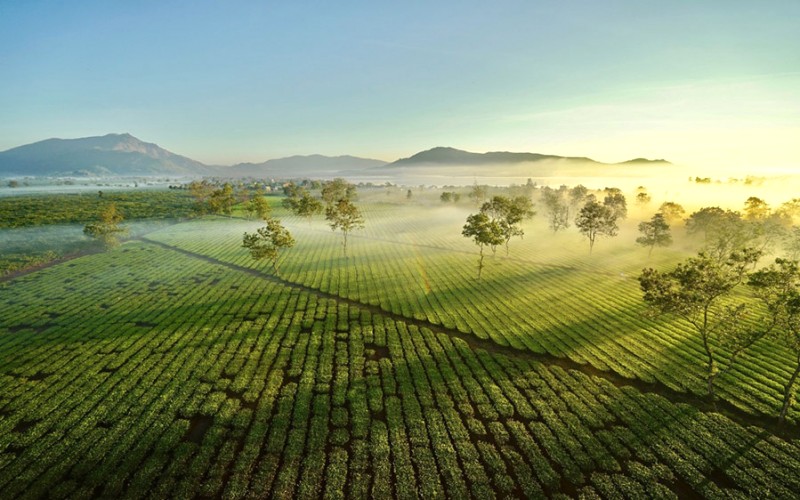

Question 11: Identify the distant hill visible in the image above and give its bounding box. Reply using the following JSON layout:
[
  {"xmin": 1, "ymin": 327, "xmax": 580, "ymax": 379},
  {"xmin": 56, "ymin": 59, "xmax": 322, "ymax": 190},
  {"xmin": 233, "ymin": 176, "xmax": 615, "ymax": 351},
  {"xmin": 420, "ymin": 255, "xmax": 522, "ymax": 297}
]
[
  {"xmin": 229, "ymin": 154, "xmax": 387, "ymax": 178},
  {"xmin": 0, "ymin": 135, "xmax": 669, "ymax": 179},
  {"xmin": 0, "ymin": 133, "xmax": 212, "ymax": 176},
  {"xmin": 385, "ymin": 146, "xmax": 669, "ymax": 168}
]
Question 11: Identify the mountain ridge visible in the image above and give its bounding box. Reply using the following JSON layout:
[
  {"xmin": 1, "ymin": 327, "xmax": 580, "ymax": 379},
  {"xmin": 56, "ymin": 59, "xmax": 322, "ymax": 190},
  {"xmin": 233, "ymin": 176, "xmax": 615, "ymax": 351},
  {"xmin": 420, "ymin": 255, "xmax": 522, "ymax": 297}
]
[{"xmin": 0, "ymin": 134, "xmax": 670, "ymax": 178}]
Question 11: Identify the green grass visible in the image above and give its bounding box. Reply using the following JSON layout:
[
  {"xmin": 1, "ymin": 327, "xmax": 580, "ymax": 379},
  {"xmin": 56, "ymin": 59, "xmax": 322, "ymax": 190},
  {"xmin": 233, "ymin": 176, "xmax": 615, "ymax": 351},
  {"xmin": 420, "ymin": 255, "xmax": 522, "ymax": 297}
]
[{"xmin": 1, "ymin": 201, "xmax": 799, "ymax": 498}]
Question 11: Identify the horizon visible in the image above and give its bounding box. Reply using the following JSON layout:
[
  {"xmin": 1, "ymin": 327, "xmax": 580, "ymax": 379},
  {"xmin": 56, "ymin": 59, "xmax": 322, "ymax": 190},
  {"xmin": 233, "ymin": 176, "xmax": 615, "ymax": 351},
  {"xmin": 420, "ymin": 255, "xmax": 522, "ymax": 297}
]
[{"xmin": 1, "ymin": 1, "xmax": 798, "ymax": 169}]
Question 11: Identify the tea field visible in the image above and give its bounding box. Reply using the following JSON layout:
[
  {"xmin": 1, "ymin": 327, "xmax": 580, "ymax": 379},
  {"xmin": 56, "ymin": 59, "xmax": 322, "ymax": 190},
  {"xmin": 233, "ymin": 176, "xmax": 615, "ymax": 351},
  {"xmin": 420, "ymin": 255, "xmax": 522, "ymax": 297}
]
[{"xmin": 1, "ymin": 202, "xmax": 799, "ymax": 498}]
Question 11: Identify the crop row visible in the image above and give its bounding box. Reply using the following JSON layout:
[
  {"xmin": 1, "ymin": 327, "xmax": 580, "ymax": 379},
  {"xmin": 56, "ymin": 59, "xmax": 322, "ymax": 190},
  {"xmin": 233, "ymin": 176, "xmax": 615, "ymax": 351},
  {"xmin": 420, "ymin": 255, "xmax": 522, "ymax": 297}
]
[
  {"xmin": 144, "ymin": 209, "xmax": 799, "ymax": 421},
  {"xmin": 2, "ymin": 239, "xmax": 800, "ymax": 497}
]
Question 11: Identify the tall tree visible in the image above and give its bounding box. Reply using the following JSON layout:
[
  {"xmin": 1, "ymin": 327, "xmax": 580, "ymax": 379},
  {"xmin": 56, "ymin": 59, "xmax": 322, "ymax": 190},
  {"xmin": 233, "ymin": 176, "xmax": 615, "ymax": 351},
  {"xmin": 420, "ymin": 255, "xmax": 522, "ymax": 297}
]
[
  {"xmin": 246, "ymin": 188, "xmax": 271, "ymax": 220},
  {"xmin": 188, "ymin": 180, "xmax": 214, "ymax": 215},
  {"xmin": 283, "ymin": 185, "xmax": 323, "ymax": 222},
  {"xmin": 575, "ymin": 200, "xmax": 618, "ymax": 254},
  {"xmin": 481, "ymin": 195, "xmax": 535, "ymax": 255},
  {"xmin": 748, "ymin": 258, "xmax": 800, "ymax": 423},
  {"xmin": 658, "ymin": 201, "xmax": 686, "ymax": 225},
  {"xmin": 325, "ymin": 198, "xmax": 364, "ymax": 256},
  {"xmin": 686, "ymin": 207, "xmax": 750, "ymax": 262},
  {"xmin": 209, "ymin": 183, "xmax": 236, "ymax": 216},
  {"xmin": 568, "ymin": 184, "xmax": 589, "ymax": 212},
  {"xmin": 636, "ymin": 213, "xmax": 672, "ymax": 256},
  {"xmin": 462, "ymin": 212, "xmax": 505, "ymax": 279},
  {"xmin": 242, "ymin": 218, "xmax": 295, "ymax": 274},
  {"xmin": 321, "ymin": 178, "xmax": 357, "ymax": 205},
  {"xmin": 83, "ymin": 203, "xmax": 128, "ymax": 248},
  {"xmin": 603, "ymin": 187, "xmax": 627, "ymax": 220},
  {"xmin": 468, "ymin": 182, "xmax": 489, "ymax": 207},
  {"xmin": 635, "ymin": 192, "xmax": 652, "ymax": 207},
  {"xmin": 639, "ymin": 248, "xmax": 763, "ymax": 401},
  {"xmin": 541, "ymin": 186, "xmax": 570, "ymax": 233}
]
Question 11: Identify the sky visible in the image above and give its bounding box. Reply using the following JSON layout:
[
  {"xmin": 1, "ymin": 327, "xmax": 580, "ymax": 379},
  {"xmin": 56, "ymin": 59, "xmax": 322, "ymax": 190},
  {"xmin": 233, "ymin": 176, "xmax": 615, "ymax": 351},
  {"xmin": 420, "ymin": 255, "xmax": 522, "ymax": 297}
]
[{"xmin": 1, "ymin": 0, "xmax": 798, "ymax": 170}]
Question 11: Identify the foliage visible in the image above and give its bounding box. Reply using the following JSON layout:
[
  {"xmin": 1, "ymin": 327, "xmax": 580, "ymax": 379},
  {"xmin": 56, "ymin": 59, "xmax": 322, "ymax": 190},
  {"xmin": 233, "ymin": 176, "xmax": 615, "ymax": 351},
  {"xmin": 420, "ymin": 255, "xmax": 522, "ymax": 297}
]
[
  {"xmin": 575, "ymin": 200, "xmax": 618, "ymax": 254},
  {"xmin": 0, "ymin": 190, "xmax": 196, "ymax": 228},
  {"xmin": 282, "ymin": 184, "xmax": 323, "ymax": 221},
  {"xmin": 480, "ymin": 195, "xmax": 535, "ymax": 255},
  {"xmin": 245, "ymin": 189, "xmax": 272, "ymax": 220},
  {"xmin": 83, "ymin": 203, "xmax": 128, "ymax": 248},
  {"xmin": 636, "ymin": 213, "xmax": 672, "ymax": 256},
  {"xmin": 748, "ymin": 258, "xmax": 800, "ymax": 422},
  {"xmin": 440, "ymin": 191, "xmax": 461, "ymax": 203},
  {"xmin": 468, "ymin": 182, "xmax": 489, "ymax": 207},
  {"xmin": 603, "ymin": 187, "xmax": 627, "ymax": 220},
  {"xmin": 462, "ymin": 212, "xmax": 504, "ymax": 279},
  {"xmin": 658, "ymin": 202, "xmax": 685, "ymax": 224},
  {"xmin": 639, "ymin": 248, "xmax": 764, "ymax": 400},
  {"xmin": 321, "ymin": 178, "xmax": 357, "ymax": 205},
  {"xmin": 635, "ymin": 192, "xmax": 651, "ymax": 206},
  {"xmin": 325, "ymin": 197, "xmax": 364, "ymax": 256},
  {"xmin": 685, "ymin": 207, "xmax": 751, "ymax": 262},
  {"xmin": 242, "ymin": 218, "xmax": 295, "ymax": 272},
  {"xmin": 541, "ymin": 186, "xmax": 570, "ymax": 233},
  {"xmin": 209, "ymin": 183, "xmax": 236, "ymax": 216}
]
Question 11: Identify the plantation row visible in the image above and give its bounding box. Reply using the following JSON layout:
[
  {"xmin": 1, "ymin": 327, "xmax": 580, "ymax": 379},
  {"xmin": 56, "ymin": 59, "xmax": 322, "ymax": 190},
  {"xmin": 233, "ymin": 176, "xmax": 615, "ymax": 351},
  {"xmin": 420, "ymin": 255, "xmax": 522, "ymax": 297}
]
[
  {"xmin": 1, "ymin": 241, "xmax": 800, "ymax": 498},
  {"xmin": 0, "ymin": 189, "xmax": 196, "ymax": 228},
  {"xmin": 146, "ymin": 208, "xmax": 799, "ymax": 422}
]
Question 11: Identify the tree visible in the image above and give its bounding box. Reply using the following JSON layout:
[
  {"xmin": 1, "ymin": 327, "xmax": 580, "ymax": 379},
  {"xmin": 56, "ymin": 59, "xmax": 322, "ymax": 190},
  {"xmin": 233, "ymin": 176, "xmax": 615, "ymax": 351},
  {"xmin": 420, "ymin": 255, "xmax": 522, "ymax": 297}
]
[
  {"xmin": 242, "ymin": 218, "xmax": 295, "ymax": 273},
  {"xmin": 462, "ymin": 212, "xmax": 505, "ymax": 279},
  {"xmin": 658, "ymin": 202, "xmax": 685, "ymax": 225},
  {"xmin": 406, "ymin": 189, "xmax": 413, "ymax": 200},
  {"xmin": 636, "ymin": 213, "xmax": 672, "ymax": 256},
  {"xmin": 83, "ymin": 203, "xmax": 128, "ymax": 248},
  {"xmin": 743, "ymin": 197, "xmax": 770, "ymax": 221},
  {"xmin": 635, "ymin": 192, "xmax": 651, "ymax": 207},
  {"xmin": 686, "ymin": 207, "xmax": 751, "ymax": 262},
  {"xmin": 748, "ymin": 258, "xmax": 800, "ymax": 423},
  {"xmin": 468, "ymin": 182, "xmax": 488, "ymax": 207},
  {"xmin": 440, "ymin": 192, "xmax": 452, "ymax": 203},
  {"xmin": 209, "ymin": 183, "xmax": 235, "ymax": 216},
  {"xmin": 481, "ymin": 195, "xmax": 535, "ymax": 255},
  {"xmin": 575, "ymin": 200, "xmax": 618, "ymax": 254},
  {"xmin": 188, "ymin": 180, "xmax": 214, "ymax": 215},
  {"xmin": 569, "ymin": 184, "xmax": 589, "ymax": 211},
  {"xmin": 639, "ymin": 248, "xmax": 763, "ymax": 401},
  {"xmin": 541, "ymin": 187, "xmax": 570, "ymax": 233},
  {"xmin": 321, "ymin": 178, "xmax": 357, "ymax": 205},
  {"xmin": 246, "ymin": 189, "xmax": 271, "ymax": 220},
  {"xmin": 603, "ymin": 187, "xmax": 627, "ymax": 220},
  {"xmin": 325, "ymin": 198, "xmax": 364, "ymax": 256},
  {"xmin": 283, "ymin": 185, "xmax": 323, "ymax": 221}
]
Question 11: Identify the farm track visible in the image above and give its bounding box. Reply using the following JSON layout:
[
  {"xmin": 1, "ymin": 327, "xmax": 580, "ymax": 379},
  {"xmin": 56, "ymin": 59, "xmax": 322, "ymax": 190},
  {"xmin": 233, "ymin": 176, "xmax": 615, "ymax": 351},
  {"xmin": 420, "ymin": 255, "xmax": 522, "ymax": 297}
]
[{"xmin": 140, "ymin": 236, "xmax": 800, "ymax": 441}]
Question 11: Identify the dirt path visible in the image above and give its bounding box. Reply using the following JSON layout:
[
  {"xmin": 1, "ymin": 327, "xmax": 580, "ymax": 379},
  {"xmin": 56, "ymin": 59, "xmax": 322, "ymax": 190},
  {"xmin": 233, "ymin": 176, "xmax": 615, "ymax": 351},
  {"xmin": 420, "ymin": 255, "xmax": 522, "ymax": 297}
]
[{"xmin": 139, "ymin": 236, "xmax": 800, "ymax": 441}]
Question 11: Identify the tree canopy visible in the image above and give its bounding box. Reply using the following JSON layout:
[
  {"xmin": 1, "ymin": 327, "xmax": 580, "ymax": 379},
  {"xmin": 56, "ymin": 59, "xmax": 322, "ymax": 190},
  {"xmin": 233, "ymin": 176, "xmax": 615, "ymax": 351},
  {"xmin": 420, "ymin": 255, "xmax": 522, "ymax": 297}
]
[
  {"xmin": 575, "ymin": 200, "xmax": 618, "ymax": 254},
  {"xmin": 242, "ymin": 217, "xmax": 295, "ymax": 273},
  {"xmin": 83, "ymin": 203, "xmax": 128, "ymax": 249},
  {"xmin": 636, "ymin": 213, "xmax": 672, "ymax": 256},
  {"xmin": 462, "ymin": 212, "xmax": 505, "ymax": 279}
]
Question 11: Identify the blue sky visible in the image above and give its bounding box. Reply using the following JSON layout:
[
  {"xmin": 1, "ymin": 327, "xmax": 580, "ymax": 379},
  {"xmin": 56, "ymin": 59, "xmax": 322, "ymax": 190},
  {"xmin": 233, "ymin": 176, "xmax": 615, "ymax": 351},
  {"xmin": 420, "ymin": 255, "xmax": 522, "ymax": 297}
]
[{"xmin": 1, "ymin": 1, "xmax": 798, "ymax": 169}]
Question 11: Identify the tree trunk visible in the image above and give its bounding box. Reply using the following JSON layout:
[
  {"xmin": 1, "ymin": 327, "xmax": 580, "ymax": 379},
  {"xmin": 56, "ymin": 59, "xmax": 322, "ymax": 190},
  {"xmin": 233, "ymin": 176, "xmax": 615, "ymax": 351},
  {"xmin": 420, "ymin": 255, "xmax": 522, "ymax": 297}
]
[
  {"xmin": 779, "ymin": 353, "xmax": 800, "ymax": 423},
  {"xmin": 342, "ymin": 231, "xmax": 348, "ymax": 257},
  {"xmin": 700, "ymin": 328, "xmax": 717, "ymax": 402},
  {"xmin": 477, "ymin": 246, "xmax": 484, "ymax": 280}
]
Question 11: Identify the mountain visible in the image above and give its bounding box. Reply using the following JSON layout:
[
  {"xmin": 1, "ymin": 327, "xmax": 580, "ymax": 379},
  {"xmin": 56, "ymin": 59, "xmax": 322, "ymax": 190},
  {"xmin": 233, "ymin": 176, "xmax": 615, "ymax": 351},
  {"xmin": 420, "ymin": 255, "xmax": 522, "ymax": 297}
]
[
  {"xmin": 0, "ymin": 133, "xmax": 212, "ymax": 176},
  {"xmin": 387, "ymin": 146, "xmax": 594, "ymax": 167},
  {"xmin": 229, "ymin": 154, "xmax": 388, "ymax": 178},
  {"xmin": 385, "ymin": 146, "xmax": 668, "ymax": 168}
]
